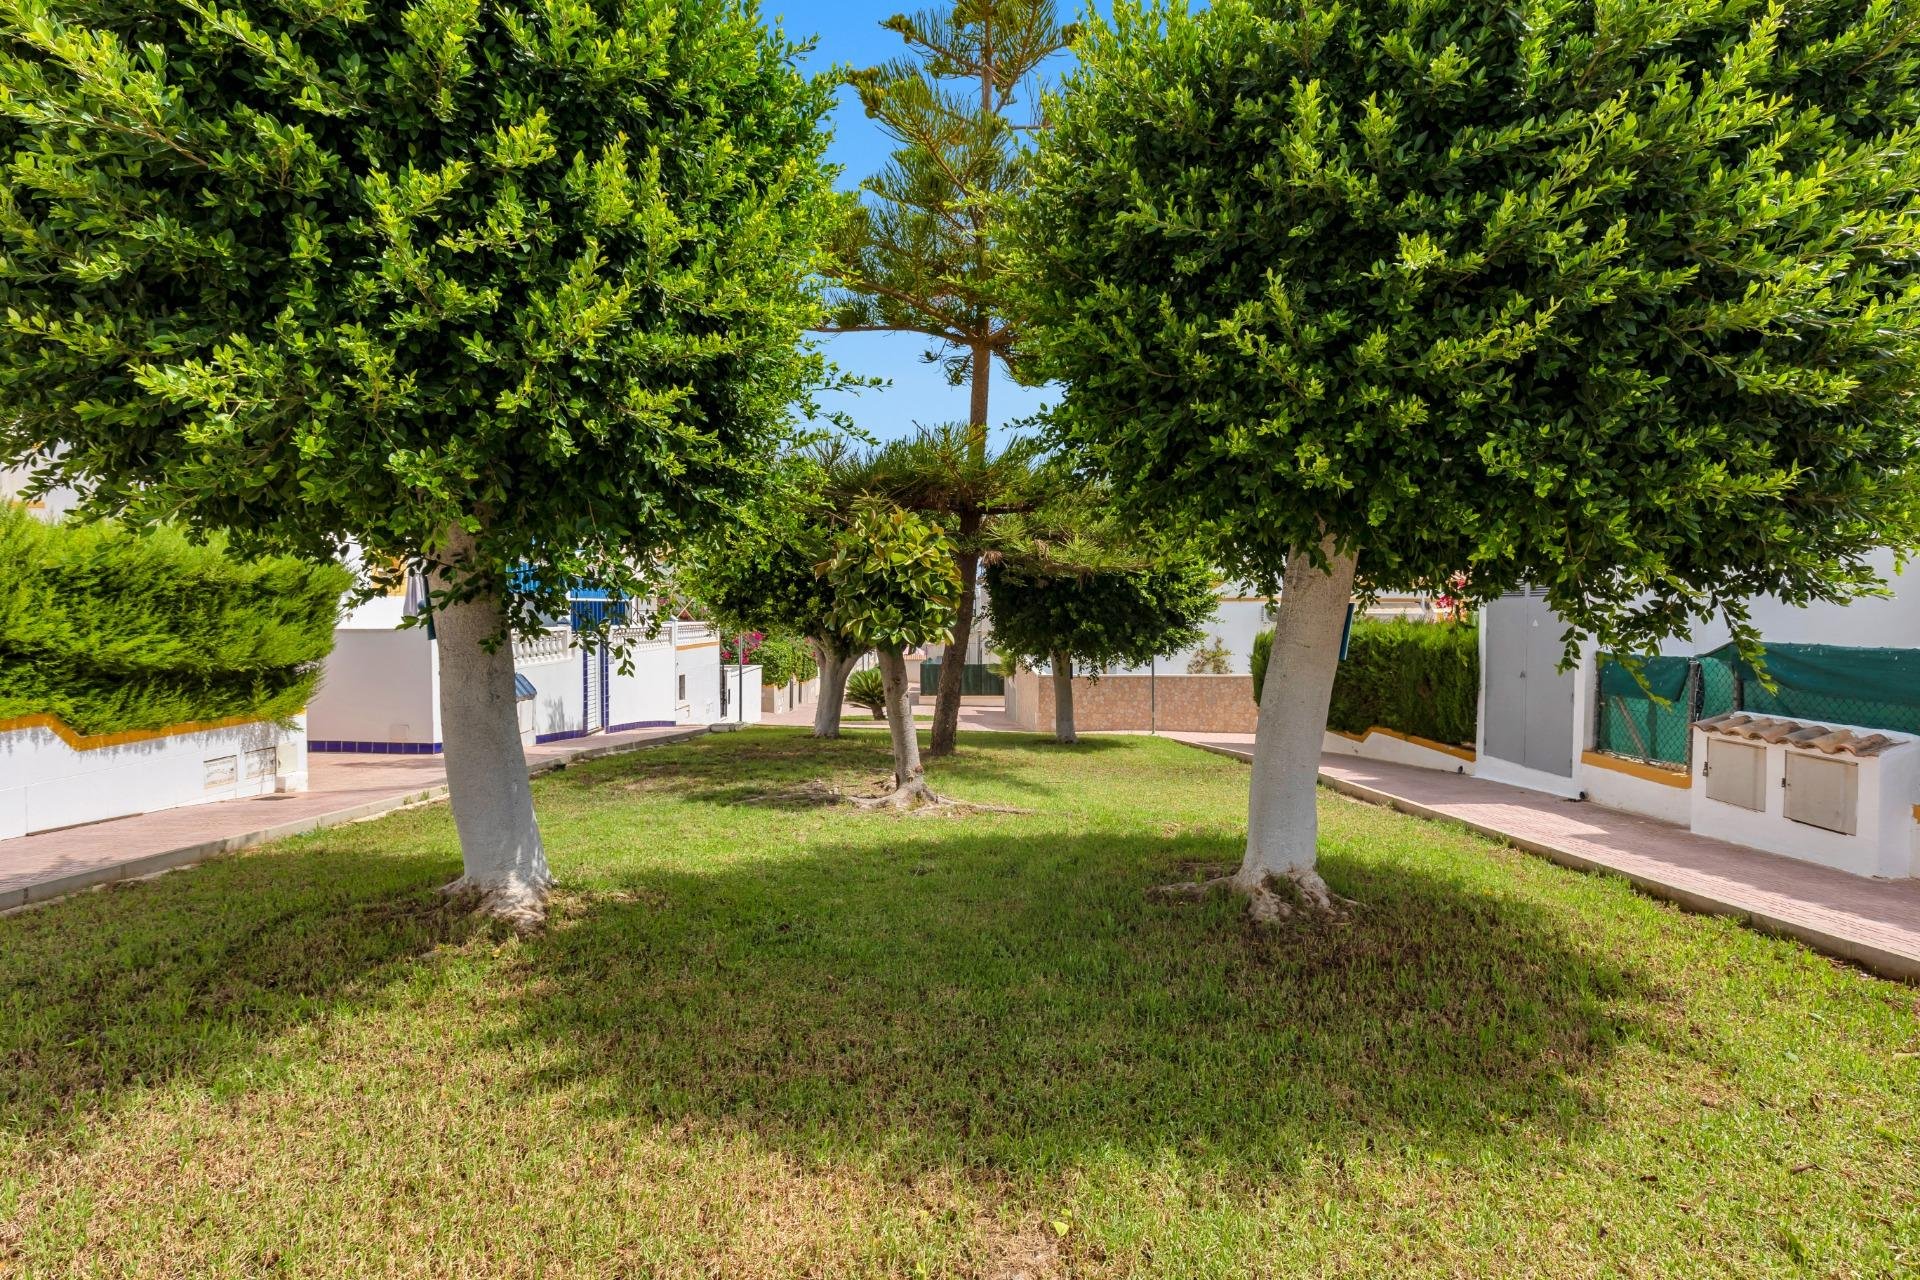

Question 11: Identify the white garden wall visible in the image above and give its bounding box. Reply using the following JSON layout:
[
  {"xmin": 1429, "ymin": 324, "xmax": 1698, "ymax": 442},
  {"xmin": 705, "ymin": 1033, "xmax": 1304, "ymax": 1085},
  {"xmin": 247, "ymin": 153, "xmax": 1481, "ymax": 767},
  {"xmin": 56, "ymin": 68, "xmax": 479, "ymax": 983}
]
[
  {"xmin": 0, "ymin": 715, "xmax": 307, "ymax": 840},
  {"xmin": 608, "ymin": 637, "xmax": 676, "ymax": 731},
  {"xmin": 1577, "ymin": 754, "xmax": 1694, "ymax": 826},
  {"xmin": 723, "ymin": 664, "xmax": 763, "ymax": 725},
  {"xmin": 1322, "ymin": 727, "xmax": 1475, "ymax": 775},
  {"xmin": 308, "ymin": 627, "xmax": 438, "ymax": 750},
  {"xmin": 1687, "ymin": 725, "xmax": 1920, "ymax": 880},
  {"xmin": 674, "ymin": 624, "xmax": 722, "ymax": 724}
]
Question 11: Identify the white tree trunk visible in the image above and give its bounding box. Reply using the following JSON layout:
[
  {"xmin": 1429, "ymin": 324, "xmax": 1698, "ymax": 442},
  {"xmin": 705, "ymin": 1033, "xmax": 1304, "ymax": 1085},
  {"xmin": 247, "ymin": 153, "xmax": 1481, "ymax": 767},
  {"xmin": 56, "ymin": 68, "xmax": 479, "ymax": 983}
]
[
  {"xmin": 875, "ymin": 644, "xmax": 925, "ymax": 790},
  {"xmin": 1050, "ymin": 649, "xmax": 1078, "ymax": 744},
  {"xmin": 1238, "ymin": 537, "xmax": 1359, "ymax": 916},
  {"xmin": 811, "ymin": 638, "xmax": 857, "ymax": 739},
  {"xmin": 433, "ymin": 531, "xmax": 550, "ymax": 928}
]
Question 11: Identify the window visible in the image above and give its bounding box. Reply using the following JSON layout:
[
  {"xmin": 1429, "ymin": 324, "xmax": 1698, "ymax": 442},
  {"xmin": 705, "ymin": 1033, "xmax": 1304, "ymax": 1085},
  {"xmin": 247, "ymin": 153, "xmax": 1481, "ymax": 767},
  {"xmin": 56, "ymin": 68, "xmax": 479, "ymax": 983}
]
[{"xmin": 677, "ymin": 673, "xmax": 686, "ymax": 702}]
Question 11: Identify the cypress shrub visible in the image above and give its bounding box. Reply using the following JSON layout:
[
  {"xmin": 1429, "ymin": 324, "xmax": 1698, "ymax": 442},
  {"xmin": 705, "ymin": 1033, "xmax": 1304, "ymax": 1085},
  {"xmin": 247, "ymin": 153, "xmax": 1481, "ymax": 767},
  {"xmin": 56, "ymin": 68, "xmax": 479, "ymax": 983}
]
[
  {"xmin": 0, "ymin": 507, "xmax": 350, "ymax": 734},
  {"xmin": 1253, "ymin": 617, "xmax": 1478, "ymax": 747}
]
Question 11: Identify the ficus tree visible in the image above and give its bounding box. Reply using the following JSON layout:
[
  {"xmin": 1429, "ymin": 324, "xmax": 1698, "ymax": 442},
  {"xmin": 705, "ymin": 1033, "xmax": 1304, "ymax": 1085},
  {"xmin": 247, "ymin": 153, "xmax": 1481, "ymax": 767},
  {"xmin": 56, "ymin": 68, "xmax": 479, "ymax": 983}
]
[
  {"xmin": 861, "ymin": 421, "xmax": 1048, "ymax": 751},
  {"xmin": 822, "ymin": 0, "xmax": 1073, "ymax": 758},
  {"xmin": 681, "ymin": 459, "xmax": 866, "ymax": 738},
  {"xmin": 985, "ymin": 505, "xmax": 1217, "ymax": 743},
  {"xmin": 1017, "ymin": 0, "xmax": 1920, "ymax": 916},
  {"xmin": 824, "ymin": 501, "xmax": 961, "ymax": 806},
  {"xmin": 0, "ymin": 0, "xmax": 839, "ymax": 924}
]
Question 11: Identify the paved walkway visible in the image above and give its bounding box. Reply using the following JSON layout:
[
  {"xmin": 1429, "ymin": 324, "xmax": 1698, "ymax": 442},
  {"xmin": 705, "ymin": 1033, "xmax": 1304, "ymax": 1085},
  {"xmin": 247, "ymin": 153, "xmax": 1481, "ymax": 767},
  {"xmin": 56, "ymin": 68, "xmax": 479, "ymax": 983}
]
[
  {"xmin": 1171, "ymin": 732, "xmax": 1920, "ymax": 983},
  {"xmin": 0, "ymin": 725, "xmax": 708, "ymax": 911}
]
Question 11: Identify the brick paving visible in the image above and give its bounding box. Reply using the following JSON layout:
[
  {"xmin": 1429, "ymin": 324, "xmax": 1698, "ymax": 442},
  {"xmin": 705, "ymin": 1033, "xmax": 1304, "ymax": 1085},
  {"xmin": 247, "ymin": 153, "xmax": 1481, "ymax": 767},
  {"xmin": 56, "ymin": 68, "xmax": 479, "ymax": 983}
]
[
  {"xmin": 0, "ymin": 724, "xmax": 708, "ymax": 911},
  {"xmin": 1171, "ymin": 732, "xmax": 1920, "ymax": 983}
]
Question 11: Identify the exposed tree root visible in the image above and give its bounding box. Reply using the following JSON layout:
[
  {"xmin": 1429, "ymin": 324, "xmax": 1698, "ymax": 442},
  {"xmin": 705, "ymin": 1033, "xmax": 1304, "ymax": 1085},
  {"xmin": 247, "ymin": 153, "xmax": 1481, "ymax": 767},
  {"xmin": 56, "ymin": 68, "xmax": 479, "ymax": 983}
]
[
  {"xmin": 1150, "ymin": 868, "xmax": 1353, "ymax": 922},
  {"xmin": 441, "ymin": 874, "xmax": 549, "ymax": 933},
  {"xmin": 849, "ymin": 776, "xmax": 1030, "ymax": 816}
]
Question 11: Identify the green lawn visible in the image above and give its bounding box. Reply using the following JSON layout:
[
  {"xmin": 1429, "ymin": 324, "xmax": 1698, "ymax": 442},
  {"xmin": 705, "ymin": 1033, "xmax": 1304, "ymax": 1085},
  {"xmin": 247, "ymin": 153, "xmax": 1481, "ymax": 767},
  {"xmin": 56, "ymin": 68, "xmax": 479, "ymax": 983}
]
[{"xmin": 2, "ymin": 730, "xmax": 1915, "ymax": 1278}]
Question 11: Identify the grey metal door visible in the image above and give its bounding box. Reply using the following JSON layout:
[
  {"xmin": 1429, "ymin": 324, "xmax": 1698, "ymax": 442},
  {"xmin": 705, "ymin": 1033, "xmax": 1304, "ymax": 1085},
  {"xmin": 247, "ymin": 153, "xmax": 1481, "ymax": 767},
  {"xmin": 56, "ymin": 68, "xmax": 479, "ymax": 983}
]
[
  {"xmin": 1521, "ymin": 595, "xmax": 1574, "ymax": 775},
  {"xmin": 1484, "ymin": 594, "xmax": 1528, "ymax": 766},
  {"xmin": 1484, "ymin": 589, "xmax": 1575, "ymax": 778}
]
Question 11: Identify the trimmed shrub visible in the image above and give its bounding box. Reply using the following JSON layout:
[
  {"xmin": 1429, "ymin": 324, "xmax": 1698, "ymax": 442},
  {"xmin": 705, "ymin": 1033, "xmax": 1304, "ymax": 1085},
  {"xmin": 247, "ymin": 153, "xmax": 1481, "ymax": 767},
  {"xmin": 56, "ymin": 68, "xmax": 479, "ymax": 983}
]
[
  {"xmin": 0, "ymin": 508, "xmax": 349, "ymax": 734},
  {"xmin": 1253, "ymin": 617, "xmax": 1478, "ymax": 747}
]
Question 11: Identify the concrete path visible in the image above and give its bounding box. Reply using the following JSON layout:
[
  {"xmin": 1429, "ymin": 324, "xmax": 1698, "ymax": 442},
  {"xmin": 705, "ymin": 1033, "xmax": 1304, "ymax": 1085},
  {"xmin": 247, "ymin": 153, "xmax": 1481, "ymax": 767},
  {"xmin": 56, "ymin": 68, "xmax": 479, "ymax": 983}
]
[
  {"xmin": 1172, "ymin": 732, "xmax": 1920, "ymax": 983},
  {"xmin": 0, "ymin": 725, "xmax": 708, "ymax": 911}
]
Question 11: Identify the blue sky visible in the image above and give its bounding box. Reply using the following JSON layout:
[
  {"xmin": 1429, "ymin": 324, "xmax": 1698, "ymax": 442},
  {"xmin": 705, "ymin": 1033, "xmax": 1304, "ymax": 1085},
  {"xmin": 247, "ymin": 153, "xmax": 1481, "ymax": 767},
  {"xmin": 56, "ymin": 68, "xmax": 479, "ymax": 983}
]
[{"xmin": 774, "ymin": 0, "xmax": 1070, "ymax": 444}]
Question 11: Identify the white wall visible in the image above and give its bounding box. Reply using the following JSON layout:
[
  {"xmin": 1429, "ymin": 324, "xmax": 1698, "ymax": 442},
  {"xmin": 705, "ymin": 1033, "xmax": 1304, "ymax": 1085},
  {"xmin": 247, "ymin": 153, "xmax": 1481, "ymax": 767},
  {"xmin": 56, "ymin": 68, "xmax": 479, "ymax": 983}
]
[
  {"xmin": 0, "ymin": 716, "xmax": 307, "ymax": 840},
  {"xmin": 1654, "ymin": 550, "xmax": 1920, "ymax": 654},
  {"xmin": 724, "ymin": 665, "xmax": 763, "ymax": 725},
  {"xmin": 1578, "ymin": 757, "xmax": 1693, "ymax": 826},
  {"xmin": 1, "ymin": 468, "xmax": 82, "ymax": 521},
  {"xmin": 609, "ymin": 638, "xmax": 676, "ymax": 730},
  {"xmin": 674, "ymin": 624, "xmax": 722, "ymax": 724},
  {"xmin": 307, "ymin": 628, "xmax": 439, "ymax": 747},
  {"xmin": 1103, "ymin": 591, "xmax": 1275, "ymax": 676},
  {"xmin": 1323, "ymin": 728, "xmax": 1474, "ymax": 776},
  {"xmin": 1689, "ymin": 728, "xmax": 1919, "ymax": 879},
  {"xmin": 518, "ymin": 652, "xmax": 581, "ymax": 742}
]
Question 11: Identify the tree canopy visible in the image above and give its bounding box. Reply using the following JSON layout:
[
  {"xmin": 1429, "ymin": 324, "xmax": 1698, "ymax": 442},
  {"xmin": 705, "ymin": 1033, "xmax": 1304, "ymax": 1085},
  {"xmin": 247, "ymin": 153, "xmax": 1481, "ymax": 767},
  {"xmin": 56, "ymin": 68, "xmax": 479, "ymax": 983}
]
[
  {"xmin": 1016, "ymin": 0, "xmax": 1920, "ymax": 657},
  {"xmin": 0, "ymin": 0, "xmax": 840, "ymax": 634},
  {"xmin": 825, "ymin": 502, "xmax": 961, "ymax": 654},
  {"xmin": 985, "ymin": 508, "xmax": 1217, "ymax": 673}
]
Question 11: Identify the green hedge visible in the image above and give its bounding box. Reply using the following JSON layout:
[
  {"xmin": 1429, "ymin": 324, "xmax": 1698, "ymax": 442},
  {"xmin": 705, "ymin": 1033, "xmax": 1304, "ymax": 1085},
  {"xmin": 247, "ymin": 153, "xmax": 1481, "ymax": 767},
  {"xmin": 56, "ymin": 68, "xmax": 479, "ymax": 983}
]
[
  {"xmin": 754, "ymin": 633, "xmax": 818, "ymax": 687},
  {"xmin": 1253, "ymin": 617, "xmax": 1478, "ymax": 747},
  {"xmin": 0, "ymin": 507, "xmax": 350, "ymax": 735}
]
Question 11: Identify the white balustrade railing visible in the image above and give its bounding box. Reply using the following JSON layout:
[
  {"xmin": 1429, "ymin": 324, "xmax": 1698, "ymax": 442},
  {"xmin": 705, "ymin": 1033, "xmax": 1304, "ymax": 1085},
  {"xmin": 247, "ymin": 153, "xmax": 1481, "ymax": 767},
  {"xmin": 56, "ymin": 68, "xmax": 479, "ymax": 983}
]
[{"xmin": 512, "ymin": 629, "xmax": 571, "ymax": 664}]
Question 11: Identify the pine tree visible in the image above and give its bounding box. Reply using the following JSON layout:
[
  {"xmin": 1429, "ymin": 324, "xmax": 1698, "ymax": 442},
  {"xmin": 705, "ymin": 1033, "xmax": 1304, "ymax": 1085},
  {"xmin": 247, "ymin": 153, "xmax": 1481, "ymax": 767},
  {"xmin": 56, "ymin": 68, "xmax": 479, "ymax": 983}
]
[{"xmin": 823, "ymin": 0, "xmax": 1073, "ymax": 757}]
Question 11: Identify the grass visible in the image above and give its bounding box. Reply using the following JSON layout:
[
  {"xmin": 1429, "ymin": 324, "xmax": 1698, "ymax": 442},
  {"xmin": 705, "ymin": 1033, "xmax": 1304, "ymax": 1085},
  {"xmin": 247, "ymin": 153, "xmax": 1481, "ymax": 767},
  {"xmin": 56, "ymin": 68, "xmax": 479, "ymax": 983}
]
[{"xmin": 1, "ymin": 729, "xmax": 1916, "ymax": 1278}]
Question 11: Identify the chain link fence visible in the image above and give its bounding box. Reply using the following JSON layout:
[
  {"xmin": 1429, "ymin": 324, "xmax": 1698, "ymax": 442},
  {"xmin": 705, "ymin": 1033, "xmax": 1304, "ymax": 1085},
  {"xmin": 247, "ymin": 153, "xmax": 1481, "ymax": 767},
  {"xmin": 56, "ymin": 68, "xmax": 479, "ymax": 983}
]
[{"xmin": 1595, "ymin": 643, "xmax": 1920, "ymax": 768}]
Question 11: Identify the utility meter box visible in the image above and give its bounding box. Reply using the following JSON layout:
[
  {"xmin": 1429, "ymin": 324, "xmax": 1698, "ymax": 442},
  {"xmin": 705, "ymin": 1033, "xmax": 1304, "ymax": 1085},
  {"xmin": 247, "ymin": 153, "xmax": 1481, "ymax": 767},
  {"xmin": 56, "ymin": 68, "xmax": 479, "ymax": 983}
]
[
  {"xmin": 1703, "ymin": 737, "xmax": 1766, "ymax": 811},
  {"xmin": 1783, "ymin": 752, "xmax": 1859, "ymax": 836}
]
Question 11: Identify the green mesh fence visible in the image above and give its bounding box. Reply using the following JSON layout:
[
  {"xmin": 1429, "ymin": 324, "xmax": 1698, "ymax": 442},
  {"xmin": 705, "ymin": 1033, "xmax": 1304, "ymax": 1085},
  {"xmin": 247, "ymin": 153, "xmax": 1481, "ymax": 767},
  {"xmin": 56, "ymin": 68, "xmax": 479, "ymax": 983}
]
[
  {"xmin": 1701, "ymin": 643, "xmax": 1920, "ymax": 735},
  {"xmin": 1594, "ymin": 655, "xmax": 1696, "ymax": 766},
  {"xmin": 1596, "ymin": 643, "xmax": 1920, "ymax": 767}
]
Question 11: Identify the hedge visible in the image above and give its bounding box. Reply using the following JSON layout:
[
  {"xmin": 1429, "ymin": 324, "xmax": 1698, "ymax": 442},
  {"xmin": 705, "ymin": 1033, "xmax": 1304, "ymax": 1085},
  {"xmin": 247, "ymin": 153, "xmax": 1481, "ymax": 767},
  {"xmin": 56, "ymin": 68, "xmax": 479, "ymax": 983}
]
[
  {"xmin": 0, "ymin": 507, "xmax": 350, "ymax": 735},
  {"xmin": 753, "ymin": 633, "xmax": 819, "ymax": 687},
  {"xmin": 1253, "ymin": 617, "xmax": 1478, "ymax": 747}
]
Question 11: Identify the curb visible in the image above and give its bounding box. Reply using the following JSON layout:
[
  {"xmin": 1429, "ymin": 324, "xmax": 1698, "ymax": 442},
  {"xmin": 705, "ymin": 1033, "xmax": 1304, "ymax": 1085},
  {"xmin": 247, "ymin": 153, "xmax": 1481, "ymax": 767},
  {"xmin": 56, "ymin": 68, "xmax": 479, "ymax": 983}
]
[
  {"xmin": 1, "ymin": 726, "xmax": 714, "ymax": 914},
  {"xmin": 1171, "ymin": 737, "xmax": 1920, "ymax": 986}
]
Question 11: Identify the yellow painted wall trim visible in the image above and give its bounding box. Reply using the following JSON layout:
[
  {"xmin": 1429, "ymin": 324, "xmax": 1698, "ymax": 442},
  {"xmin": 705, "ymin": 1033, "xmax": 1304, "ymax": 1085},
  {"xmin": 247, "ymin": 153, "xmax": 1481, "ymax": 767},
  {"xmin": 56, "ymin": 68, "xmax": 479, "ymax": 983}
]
[
  {"xmin": 0, "ymin": 712, "xmax": 268, "ymax": 753},
  {"xmin": 675, "ymin": 640, "xmax": 720, "ymax": 652},
  {"xmin": 1582, "ymin": 749, "xmax": 1692, "ymax": 789},
  {"xmin": 1330, "ymin": 724, "xmax": 1476, "ymax": 762}
]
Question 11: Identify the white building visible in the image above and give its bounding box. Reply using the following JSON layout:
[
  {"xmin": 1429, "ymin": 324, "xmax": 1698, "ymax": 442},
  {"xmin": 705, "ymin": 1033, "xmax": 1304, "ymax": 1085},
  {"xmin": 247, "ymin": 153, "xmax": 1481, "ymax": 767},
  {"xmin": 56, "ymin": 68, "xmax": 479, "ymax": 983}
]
[
  {"xmin": 1475, "ymin": 551, "xmax": 1920, "ymax": 880},
  {"xmin": 307, "ymin": 581, "xmax": 748, "ymax": 755}
]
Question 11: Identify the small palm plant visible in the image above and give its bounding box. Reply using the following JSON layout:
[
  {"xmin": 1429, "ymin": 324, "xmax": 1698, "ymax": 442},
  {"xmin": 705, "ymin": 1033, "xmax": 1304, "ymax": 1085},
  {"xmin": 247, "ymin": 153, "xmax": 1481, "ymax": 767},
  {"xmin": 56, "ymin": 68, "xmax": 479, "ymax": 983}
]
[{"xmin": 845, "ymin": 667, "xmax": 888, "ymax": 720}]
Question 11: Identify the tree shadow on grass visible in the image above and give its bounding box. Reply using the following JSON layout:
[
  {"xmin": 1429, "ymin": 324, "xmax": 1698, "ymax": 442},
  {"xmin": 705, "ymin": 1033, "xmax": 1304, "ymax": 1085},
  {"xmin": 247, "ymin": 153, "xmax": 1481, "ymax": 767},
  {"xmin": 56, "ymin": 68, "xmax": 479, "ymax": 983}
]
[
  {"xmin": 502, "ymin": 822, "xmax": 1664, "ymax": 1183},
  {"xmin": 551, "ymin": 728, "xmax": 1084, "ymax": 808},
  {"xmin": 0, "ymin": 829, "xmax": 474, "ymax": 1137}
]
